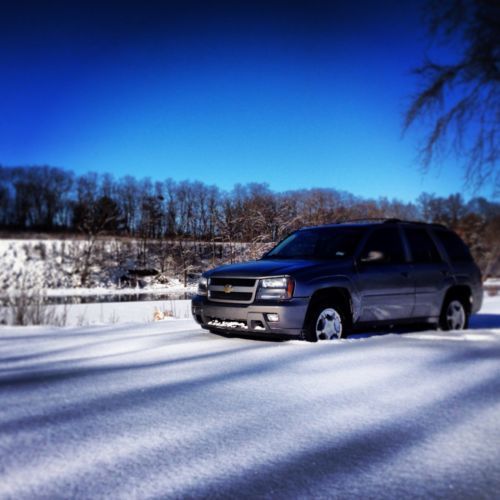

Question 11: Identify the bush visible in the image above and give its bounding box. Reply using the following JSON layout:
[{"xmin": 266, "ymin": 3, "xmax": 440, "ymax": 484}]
[{"xmin": 1, "ymin": 275, "xmax": 67, "ymax": 326}]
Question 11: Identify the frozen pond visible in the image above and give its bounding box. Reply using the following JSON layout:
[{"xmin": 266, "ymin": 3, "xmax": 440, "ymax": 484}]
[{"xmin": 42, "ymin": 291, "xmax": 195, "ymax": 305}]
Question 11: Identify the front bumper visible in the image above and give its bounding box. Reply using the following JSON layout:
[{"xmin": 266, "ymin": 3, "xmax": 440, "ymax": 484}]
[{"xmin": 191, "ymin": 295, "xmax": 309, "ymax": 338}]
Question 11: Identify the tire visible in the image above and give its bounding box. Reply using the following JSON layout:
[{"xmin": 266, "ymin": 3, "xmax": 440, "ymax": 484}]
[
  {"xmin": 305, "ymin": 301, "xmax": 350, "ymax": 342},
  {"xmin": 439, "ymin": 296, "xmax": 469, "ymax": 331}
]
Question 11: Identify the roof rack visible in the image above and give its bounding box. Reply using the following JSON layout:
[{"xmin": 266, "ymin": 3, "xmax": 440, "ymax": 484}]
[
  {"xmin": 335, "ymin": 218, "xmax": 448, "ymax": 229},
  {"xmin": 335, "ymin": 218, "xmax": 402, "ymax": 224}
]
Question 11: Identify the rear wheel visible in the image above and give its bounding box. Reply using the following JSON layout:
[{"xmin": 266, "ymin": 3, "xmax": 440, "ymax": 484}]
[
  {"xmin": 305, "ymin": 301, "xmax": 350, "ymax": 342},
  {"xmin": 439, "ymin": 297, "xmax": 469, "ymax": 330}
]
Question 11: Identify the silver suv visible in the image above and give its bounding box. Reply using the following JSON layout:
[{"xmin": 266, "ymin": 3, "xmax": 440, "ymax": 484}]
[{"xmin": 191, "ymin": 220, "xmax": 483, "ymax": 341}]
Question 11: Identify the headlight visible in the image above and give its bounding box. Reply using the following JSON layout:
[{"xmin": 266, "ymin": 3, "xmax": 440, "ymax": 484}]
[
  {"xmin": 197, "ymin": 276, "xmax": 208, "ymax": 295},
  {"xmin": 257, "ymin": 276, "xmax": 294, "ymax": 300}
]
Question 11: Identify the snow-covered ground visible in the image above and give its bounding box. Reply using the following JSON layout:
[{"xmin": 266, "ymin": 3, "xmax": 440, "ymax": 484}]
[
  {"xmin": 44, "ymin": 284, "xmax": 195, "ymax": 298},
  {"xmin": 53, "ymin": 299, "xmax": 193, "ymax": 326},
  {"xmin": 1, "ymin": 296, "xmax": 500, "ymax": 498}
]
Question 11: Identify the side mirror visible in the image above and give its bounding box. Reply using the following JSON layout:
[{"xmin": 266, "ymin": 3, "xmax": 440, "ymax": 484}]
[{"xmin": 360, "ymin": 250, "xmax": 385, "ymax": 264}]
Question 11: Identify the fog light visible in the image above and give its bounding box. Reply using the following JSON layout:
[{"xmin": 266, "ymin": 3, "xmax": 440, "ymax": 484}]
[{"xmin": 266, "ymin": 313, "xmax": 280, "ymax": 322}]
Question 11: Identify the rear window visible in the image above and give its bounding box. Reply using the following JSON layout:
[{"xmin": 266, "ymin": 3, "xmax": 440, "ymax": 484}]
[
  {"xmin": 404, "ymin": 227, "xmax": 442, "ymax": 263},
  {"xmin": 433, "ymin": 230, "xmax": 473, "ymax": 263}
]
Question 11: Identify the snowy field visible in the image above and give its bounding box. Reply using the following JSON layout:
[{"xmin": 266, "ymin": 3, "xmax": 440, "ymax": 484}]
[
  {"xmin": 1, "ymin": 296, "xmax": 500, "ymax": 499},
  {"xmin": 49, "ymin": 299, "xmax": 193, "ymax": 326}
]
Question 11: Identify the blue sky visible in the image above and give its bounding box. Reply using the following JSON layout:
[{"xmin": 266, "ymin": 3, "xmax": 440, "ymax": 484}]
[{"xmin": 0, "ymin": 0, "xmax": 484, "ymax": 201}]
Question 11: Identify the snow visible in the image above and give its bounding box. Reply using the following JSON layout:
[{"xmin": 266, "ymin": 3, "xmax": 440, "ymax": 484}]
[
  {"xmin": 207, "ymin": 319, "xmax": 249, "ymax": 330},
  {"xmin": 1, "ymin": 297, "xmax": 500, "ymax": 498},
  {"xmin": 53, "ymin": 299, "xmax": 193, "ymax": 326},
  {"xmin": 44, "ymin": 283, "xmax": 194, "ymax": 298},
  {"xmin": 485, "ymin": 278, "xmax": 500, "ymax": 285},
  {"xmin": 0, "ymin": 298, "xmax": 193, "ymax": 327}
]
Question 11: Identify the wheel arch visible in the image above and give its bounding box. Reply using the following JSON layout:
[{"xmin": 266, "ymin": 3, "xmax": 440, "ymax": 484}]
[
  {"xmin": 303, "ymin": 287, "xmax": 353, "ymax": 330},
  {"xmin": 441, "ymin": 285, "xmax": 472, "ymax": 314}
]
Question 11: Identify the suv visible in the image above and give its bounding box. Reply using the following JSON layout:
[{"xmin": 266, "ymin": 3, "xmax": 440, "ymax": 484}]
[{"xmin": 191, "ymin": 220, "xmax": 483, "ymax": 341}]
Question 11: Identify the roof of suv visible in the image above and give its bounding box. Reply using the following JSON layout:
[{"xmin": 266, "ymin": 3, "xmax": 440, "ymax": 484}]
[{"xmin": 303, "ymin": 218, "xmax": 448, "ymax": 230}]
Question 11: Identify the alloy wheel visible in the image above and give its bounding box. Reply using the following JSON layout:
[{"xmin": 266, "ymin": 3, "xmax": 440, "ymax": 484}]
[
  {"xmin": 315, "ymin": 308, "xmax": 343, "ymax": 340},
  {"xmin": 446, "ymin": 300, "xmax": 466, "ymax": 330}
]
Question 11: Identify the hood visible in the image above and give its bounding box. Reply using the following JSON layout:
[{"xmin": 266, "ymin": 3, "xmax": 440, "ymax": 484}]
[{"xmin": 205, "ymin": 258, "xmax": 351, "ymax": 278}]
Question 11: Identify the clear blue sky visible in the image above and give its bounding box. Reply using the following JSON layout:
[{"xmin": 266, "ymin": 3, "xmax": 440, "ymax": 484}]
[{"xmin": 0, "ymin": 0, "xmax": 484, "ymax": 201}]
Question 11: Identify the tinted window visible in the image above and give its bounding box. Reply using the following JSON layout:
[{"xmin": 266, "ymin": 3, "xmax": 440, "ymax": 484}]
[
  {"xmin": 265, "ymin": 227, "xmax": 364, "ymax": 260},
  {"xmin": 360, "ymin": 227, "xmax": 406, "ymax": 264},
  {"xmin": 404, "ymin": 227, "xmax": 442, "ymax": 263},
  {"xmin": 434, "ymin": 230, "xmax": 473, "ymax": 263}
]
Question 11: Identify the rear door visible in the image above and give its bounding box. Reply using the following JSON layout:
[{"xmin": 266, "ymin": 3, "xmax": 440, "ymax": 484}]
[
  {"xmin": 355, "ymin": 226, "xmax": 414, "ymax": 321},
  {"xmin": 402, "ymin": 226, "xmax": 452, "ymax": 318}
]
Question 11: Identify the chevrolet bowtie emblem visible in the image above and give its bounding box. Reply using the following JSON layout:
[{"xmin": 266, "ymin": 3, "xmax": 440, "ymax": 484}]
[{"xmin": 224, "ymin": 284, "xmax": 233, "ymax": 294}]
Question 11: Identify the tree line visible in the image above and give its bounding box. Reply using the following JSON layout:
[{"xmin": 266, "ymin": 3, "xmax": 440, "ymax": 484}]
[{"xmin": 0, "ymin": 165, "xmax": 499, "ymax": 276}]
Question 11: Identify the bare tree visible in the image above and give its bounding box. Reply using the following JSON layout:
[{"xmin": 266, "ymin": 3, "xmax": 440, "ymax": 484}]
[
  {"xmin": 0, "ymin": 166, "xmax": 12, "ymax": 227},
  {"xmin": 175, "ymin": 238, "xmax": 197, "ymax": 287},
  {"xmin": 117, "ymin": 175, "xmax": 140, "ymax": 234},
  {"xmin": 405, "ymin": 0, "xmax": 500, "ymax": 192},
  {"xmin": 73, "ymin": 195, "xmax": 123, "ymax": 286},
  {"xmin": 482, "ymin": 215, "xmax": 500, "ymax": 278}
]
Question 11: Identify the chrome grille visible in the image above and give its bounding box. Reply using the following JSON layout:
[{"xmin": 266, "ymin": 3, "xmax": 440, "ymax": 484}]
[
  {"xmin": 210, "ymin": 277, "xmax": 256, "ymax": 287},
  {"xmin": 208, "ymin": 276, "xmax": 257, "ymax": 304}
]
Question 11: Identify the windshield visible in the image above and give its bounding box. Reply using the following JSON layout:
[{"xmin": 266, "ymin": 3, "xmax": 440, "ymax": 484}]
[{"xmin": 263, "ymin": 227, "xmax": 364, "ymax": 260}]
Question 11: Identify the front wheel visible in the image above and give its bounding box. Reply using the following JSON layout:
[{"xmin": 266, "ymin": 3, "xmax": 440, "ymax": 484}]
[
  {"xmin": 439, "ymin": 297, "xmax": 469, "ymax": 330},
  {"xmin": 305, "ymin": 302, "xmax": 349, "ymax": 342}
]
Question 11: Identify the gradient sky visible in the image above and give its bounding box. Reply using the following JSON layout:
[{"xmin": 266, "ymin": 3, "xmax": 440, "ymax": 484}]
[{"xmin": 0, "ymin": 0, "xmax": 484, "ymax": 201}]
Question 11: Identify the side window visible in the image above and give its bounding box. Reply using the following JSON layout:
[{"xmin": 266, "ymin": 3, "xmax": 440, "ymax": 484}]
[
  {"xmin": 434, "ymin": 230, "xmax": 473, "ymax": 263},
  {"xmin": 360, "ymin": 227, "xmax": 406, "ymax": 264},
  {"xmin": 404, "ymin": 227, "xmax": 442, "ymax": 263}
]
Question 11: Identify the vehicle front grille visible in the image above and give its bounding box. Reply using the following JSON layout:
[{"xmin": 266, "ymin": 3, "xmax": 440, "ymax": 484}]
[
  {"xmin": 208, "ymin": 276, "xmax": 258, "ymax": 304},
  {"xmin": 210, "ymin": 277, "xmax": 256, "ymax": 287}
]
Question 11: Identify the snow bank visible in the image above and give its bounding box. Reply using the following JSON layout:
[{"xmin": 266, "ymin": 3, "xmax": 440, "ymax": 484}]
[
  {"xmin": 57, "ymin": 299, "xmax": 193, "ymax": 326},
  {"xmin": 1, "ymin": 299, "xmax": 500, "ymax": 498}
]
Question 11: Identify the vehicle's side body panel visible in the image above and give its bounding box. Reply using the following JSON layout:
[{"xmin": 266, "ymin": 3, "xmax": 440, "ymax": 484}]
[
  {"xmin": 355, "ymin": 263, "xmax": 415, "ymax": 321},
  {"xmin": 409, "ymin": 263, "xmax": 454, "ymax": 318}
]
